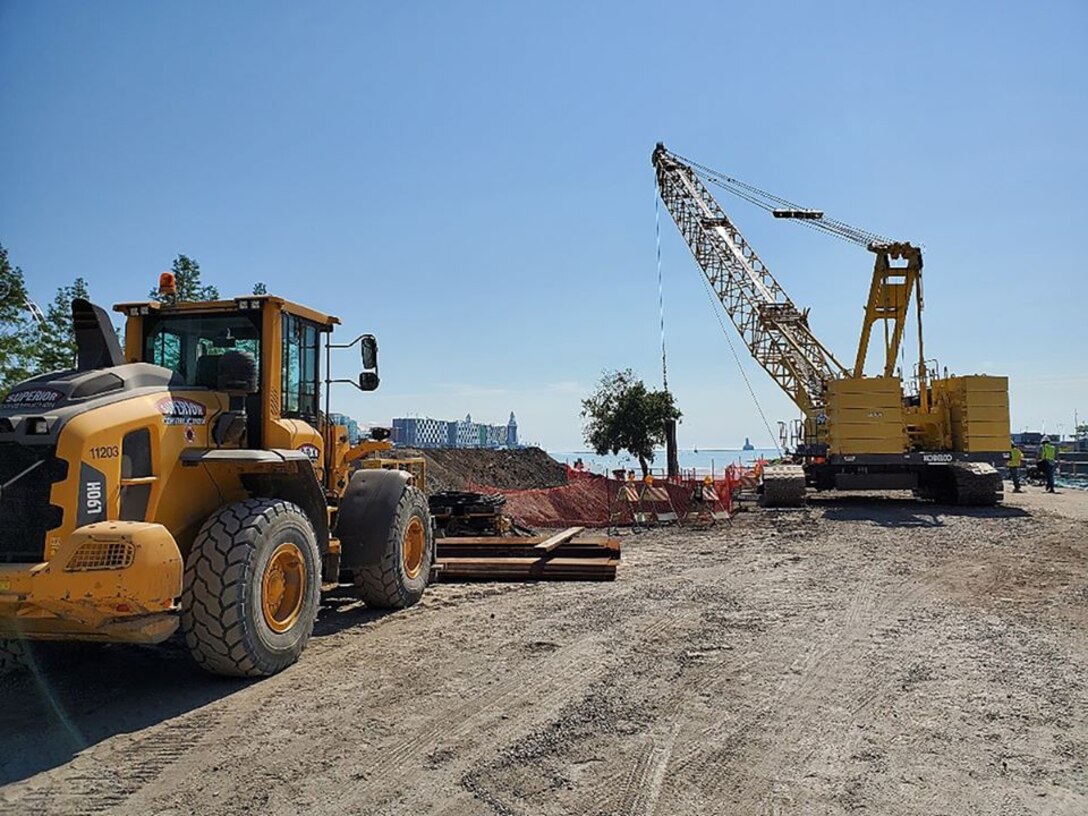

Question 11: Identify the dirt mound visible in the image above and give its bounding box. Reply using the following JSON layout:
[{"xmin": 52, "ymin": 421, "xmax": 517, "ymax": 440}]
[{"xmin": 379, "ymin": 447, "xmax": 568, "ymax": 494}]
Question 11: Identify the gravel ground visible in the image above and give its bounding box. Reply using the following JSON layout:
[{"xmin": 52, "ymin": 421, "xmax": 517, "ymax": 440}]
[{"xmin": 2, "ymin": 486, "xmax": 1086, "ymax": 815}]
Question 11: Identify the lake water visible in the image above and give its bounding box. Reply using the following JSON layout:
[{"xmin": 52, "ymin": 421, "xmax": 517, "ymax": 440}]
[{"xmin": 548, "ymin": 448, "xmax": 780, "ymax": 479}]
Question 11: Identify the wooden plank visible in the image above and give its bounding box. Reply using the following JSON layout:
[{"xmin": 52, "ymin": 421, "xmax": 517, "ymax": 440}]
[
  {"xmin": 436, "ymin": 560, "xmax": 617, "ymax": 577},
  {"xmin": 435, "ymin": 536, "xmax": 547, "ymax": 547},
  {"xmin": 436, "ymin": 556, "xmax": 616, "ymax": 568},
  {"xmin": 436, "ymin": 547, "xmax": 618, "ymax": 561},
  {"xmin": 436, "ymin": 568, "xmax": 619, "ymax": 577},
  {"xmin": 533, "ymin": 526, "xmax": 585, "ymax": 553},
  {"xmin": 433, "ymin": 530, "xmax": 620, "ymax": 583},
  {"xmin": 437, "ymin": 539, "xmax": 617, "ymax": 552},
  {"xmin": 436, "ymin": 535, "xmax": 618, "ymax": 550},
  {"xmin": 437, "ymin": 571, "xmax": 615, "ymax": 583}
]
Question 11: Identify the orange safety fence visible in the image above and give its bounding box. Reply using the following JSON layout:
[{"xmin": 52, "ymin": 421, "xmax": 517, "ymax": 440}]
[{"xmin": 470, "ymin": 463, "xmax": 760, "ymax": 528}]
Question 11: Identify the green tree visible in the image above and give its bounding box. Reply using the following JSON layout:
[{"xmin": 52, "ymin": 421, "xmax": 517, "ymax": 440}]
[
  {"xmin": 35, "ymin": 277, "xmax": 90, "ymax": 373},
  {"xmin": 0, "ymin": 244, "xmax": 36, "ymax": 395},
  {"xmin": 252, "ymin": 281, "xmax": 268, "ymax": 295},
  {"xmin": 149, "ymin": 254, "xmax": 219, "ymax": 302},
  {"xmin": 581, "ymin": 369, "xmax": 681, "ymax": 476}
]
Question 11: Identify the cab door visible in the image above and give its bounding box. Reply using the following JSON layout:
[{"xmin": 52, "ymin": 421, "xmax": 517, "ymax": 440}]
[{"xmin": 267, "ymin": 312, "xmax": 324, "ymax": 471}]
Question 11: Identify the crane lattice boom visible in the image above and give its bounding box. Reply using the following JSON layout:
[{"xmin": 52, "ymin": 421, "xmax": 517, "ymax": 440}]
[{"xmin": 652, "ymin": 144, "xmax": 847, "ymax": 416}]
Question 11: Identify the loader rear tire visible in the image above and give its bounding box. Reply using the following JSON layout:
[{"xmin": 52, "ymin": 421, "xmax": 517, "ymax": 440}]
[
  {"xmin": 353, "ymin": 487, "xmax": 433, "ymax": 609},
  {"xmin": 181, "ymin": 498, "xmax": 321, "ymax": 678}
]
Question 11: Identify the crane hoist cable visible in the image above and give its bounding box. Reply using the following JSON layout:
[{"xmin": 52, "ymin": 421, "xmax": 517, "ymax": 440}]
[
  {"xmin": 655, "ymin": 163, "xmax": 782, "ymax": 454},
  {"xmin": 694, "ymin": 263, "xmax": 783, "ymax": 456},
  {"xmin": 668, "ymin": 150, "xmax": 895, "ymax": 248},
  {"xmin": 655, "ymin": 183, "xmax": 669, "ymax": 392}
]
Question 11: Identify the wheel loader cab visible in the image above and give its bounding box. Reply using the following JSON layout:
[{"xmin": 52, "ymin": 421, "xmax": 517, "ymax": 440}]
[{"xmin": 117, "ymin": 296, "xmax": 336, "ymax": 471}]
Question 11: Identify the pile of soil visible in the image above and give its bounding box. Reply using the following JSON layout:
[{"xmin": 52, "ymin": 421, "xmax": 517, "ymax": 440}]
[{"xmin": 378, "ymin": 446, "xmax": 568, "ymax": 494}]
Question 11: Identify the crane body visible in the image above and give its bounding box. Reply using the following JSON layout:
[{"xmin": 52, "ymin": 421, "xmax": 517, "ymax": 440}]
[{"xmin": 653, "ymin": 144, "xmax": 1008, "ymax": 505}]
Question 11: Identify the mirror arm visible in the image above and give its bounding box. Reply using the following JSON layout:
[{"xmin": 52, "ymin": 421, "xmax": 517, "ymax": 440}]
[
  {"xmin": 328, "ymin": 377, "xmax": 366, "ymax": 393},
  {"xmin": 323, "ymin": 333, "xmax": 380, "ymax": 483},
  {"xmin": 327, "ymin": 334, "xmax": 370, "ymax": 350}
]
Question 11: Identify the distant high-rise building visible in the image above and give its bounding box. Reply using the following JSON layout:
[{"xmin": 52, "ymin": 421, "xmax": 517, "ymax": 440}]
[
  {"xmin": 392, "ymin": 416, "xmax": 449, "ymax": 448},
  {"xmin": 390, "ymin": 412, "xmax": 522, "ymax": 449}
]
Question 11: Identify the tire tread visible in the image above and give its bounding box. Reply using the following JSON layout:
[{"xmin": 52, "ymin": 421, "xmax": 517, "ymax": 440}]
[
  {"xmin": 181, "ymin": 498, "xmax": 318, "ymax": 677},
  {"xmin": 354, "ymin": 487, "xmax": 432, "ymax": 609}
]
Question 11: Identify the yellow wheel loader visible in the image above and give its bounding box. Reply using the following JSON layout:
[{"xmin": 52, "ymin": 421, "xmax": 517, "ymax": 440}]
[{"xmin": 0, "ymin": 277, "xmax": 432, "ymax": 676}]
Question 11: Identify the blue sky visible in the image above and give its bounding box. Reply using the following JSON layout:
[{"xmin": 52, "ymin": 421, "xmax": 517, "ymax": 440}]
[{"xmin": 2, "ymin": 1, "xmax": 1085, "ymax": 449}]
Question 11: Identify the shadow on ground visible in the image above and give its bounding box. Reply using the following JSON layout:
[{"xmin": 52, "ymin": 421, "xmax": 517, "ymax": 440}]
[
  {"xmin": 813, "ymin": 494, "xmax": 1032, "ymax": 528},
  {"xmin": 0, "ymin": 591, "xmax": 392, "ymax": 787}
]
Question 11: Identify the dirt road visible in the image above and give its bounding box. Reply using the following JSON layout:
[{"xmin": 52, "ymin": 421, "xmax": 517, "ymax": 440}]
[{"xmin": 3, "ymin": 489, "xmax": 1087, "ymax": 815}]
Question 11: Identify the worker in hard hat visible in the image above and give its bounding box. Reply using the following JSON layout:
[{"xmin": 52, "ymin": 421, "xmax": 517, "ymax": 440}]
[
  {"xmin": 1008, "ymin": 442, "xmax": 1024, "ymax": 493},
  {"xmin": 1039, "ymin": 437, "xmax": 1058, "ymax": 493}
]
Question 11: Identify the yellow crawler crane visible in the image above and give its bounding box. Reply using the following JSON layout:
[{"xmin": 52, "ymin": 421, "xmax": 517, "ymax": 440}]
[
  {"xmin": 653, "ymin": 145, "xmax": 1009, "ymax": 506},
  {"xmin": 0, "ymin": 277, "xmax": 432, "ymax": 676}
]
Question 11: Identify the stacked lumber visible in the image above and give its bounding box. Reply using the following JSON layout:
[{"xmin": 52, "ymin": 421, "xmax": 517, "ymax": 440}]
[{"xmin": 435, "ymin": 526, "xmax": 620, "ymax": 582}]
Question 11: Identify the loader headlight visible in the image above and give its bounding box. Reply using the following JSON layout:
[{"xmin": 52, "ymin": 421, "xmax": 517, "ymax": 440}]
[{"xmin": 27, "ymin": 417, "xmax": 50, "ymax": 435}]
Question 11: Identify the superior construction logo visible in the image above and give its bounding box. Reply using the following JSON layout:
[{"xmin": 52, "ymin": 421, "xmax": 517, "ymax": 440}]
[
  {"xmin": 4, "ymin": 387, "xmax": 64, "ymax": 407},
  {"xmin": 156, "ymin": 396, "xmax": 207, "ymax": 426}
]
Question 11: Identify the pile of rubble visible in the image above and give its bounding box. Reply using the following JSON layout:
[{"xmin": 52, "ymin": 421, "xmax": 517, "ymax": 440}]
[{"xmin": 381, "ymin": 446, "xmax": 568, "ymax": 493}]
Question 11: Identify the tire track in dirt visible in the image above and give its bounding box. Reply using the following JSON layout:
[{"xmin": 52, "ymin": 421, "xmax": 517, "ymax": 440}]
[
  {"xmin": 659, "ymin": 569, "xmax": 933, "ymax": 812},
  {"xmin": 559, "ymin": 566, "xmax": 757, "ymax": 816},
  {"xmin": 1, "ymin": 584, "xmax": 532, "ymax": 816},
  {"xmin": 340, "ymin": 601, "xmax": 700, "ymax": 812},
  {"xmin": 441, "ymin": 600, "xmax": 707, "ymax": 816},
  {"xmin": 460, "ymin": 567, "xmax": 751, "ymax": 816},
  {"xmin": 0, "ymin": 708, "xmax": 222, "ymax": 816},
  {"xmin": 627, "ymin": 721, "xmax": 681, "ymax": 816}
]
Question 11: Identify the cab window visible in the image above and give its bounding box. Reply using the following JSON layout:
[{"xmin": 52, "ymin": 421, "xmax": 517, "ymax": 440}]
[
  {"xmin": 144, "ymin": 313, "xmax": 261, "ymax": 386},
  {"xmin": 282, "ymin": 313, "xmax": 320, "ymax": 420}
]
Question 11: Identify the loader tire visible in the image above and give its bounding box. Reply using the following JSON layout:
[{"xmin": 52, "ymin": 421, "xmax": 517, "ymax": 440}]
[
  {"xmin": 0, "ymin": 639, "xmax": 29, "ymax": 676},
  {"xmin": 181, "ymin": 498, "xmax": 321, "ymax": 678},
  {"xmin": 353, "ymin": 486, "xmax": 433, "ymax": 609}
]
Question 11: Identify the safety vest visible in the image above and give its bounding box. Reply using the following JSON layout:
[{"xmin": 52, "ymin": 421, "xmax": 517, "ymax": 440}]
[
  {"xmin": 1041, "ymin": 443, "xmax": 1057, "ymax": 462},
  {"xmin": 1009, "ymin": 447, "xmax": 1023, "ymax": 467}
]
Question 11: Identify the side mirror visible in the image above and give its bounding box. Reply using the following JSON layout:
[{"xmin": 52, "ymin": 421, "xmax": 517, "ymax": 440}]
[
  {"xmin": 361, "ymin": 335, "xmax": 378, "ymax": 370},
  {"xmin": 359, "ymin": 371, "xmax": 380, "ymax": 392}
]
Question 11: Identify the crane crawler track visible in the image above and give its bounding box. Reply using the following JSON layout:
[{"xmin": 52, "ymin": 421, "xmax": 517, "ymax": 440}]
[
  {"xmin": 761, "ymin": 465, "xmax": 807, "ymax": 508},
  {"xmin": 949, "ymin": 462, "xmax": 1002, "ymax": 506}
]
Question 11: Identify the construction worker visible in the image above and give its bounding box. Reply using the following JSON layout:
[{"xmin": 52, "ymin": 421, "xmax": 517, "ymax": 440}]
[
  {"xmin": 1008, "ymin": 442, "xmax": 1024, "ymax": 492},
  {"xmin": 1040, "ymin": 436, "xmax": 1058, "ymax": 493}
]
